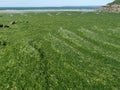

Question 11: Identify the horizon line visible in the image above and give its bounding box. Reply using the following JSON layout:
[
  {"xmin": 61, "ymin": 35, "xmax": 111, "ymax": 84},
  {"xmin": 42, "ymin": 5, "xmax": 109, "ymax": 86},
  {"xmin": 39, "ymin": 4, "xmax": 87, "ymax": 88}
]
[{"xmin": 0, "ymin": 5, "xmax": 103, "ymax": 8}]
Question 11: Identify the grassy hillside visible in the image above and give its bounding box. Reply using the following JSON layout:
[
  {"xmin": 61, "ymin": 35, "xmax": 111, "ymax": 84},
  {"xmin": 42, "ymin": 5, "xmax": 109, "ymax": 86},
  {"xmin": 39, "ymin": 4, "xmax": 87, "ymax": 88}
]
[
  {"xmin": 0, "ymin": 12, "xmax": 120, "ymax": 89},
  {"xmin": 108, "ymin": 0, "xmax": 120, "ymax": 5}
]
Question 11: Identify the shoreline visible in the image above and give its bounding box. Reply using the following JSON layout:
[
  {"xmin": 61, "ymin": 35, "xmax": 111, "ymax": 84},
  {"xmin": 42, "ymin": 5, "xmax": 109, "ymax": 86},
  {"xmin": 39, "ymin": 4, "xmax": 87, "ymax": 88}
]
[{"xmin": 0, "ymin": 9, "xmax": 96, "ymax": 13}]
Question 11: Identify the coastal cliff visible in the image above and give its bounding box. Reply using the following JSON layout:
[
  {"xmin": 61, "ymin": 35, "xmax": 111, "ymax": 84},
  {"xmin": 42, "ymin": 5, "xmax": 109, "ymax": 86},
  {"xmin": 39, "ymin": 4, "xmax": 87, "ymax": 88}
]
[{"xmin": 100, "ymin": 0, "xmax": 120, "ymax": 12}]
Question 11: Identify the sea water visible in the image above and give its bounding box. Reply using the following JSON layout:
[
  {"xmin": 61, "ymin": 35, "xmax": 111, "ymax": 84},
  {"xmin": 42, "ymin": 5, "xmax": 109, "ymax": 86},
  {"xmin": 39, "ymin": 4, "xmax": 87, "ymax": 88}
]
[{"xmin": 0, "ymin": 6, "xmax": 100, "ymax": 11}]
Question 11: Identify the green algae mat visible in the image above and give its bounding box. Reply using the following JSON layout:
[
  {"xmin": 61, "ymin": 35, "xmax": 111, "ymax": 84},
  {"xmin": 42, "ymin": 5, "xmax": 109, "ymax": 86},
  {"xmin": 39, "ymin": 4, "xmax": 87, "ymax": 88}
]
[{"xmin": 0, "ymin": 12, "xmax": 120, "ymax": 90}]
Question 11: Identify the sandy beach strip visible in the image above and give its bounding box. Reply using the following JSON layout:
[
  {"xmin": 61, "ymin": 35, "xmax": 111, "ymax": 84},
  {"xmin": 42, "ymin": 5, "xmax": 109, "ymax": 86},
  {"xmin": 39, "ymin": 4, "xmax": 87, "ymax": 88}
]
[{"xmin": 0, "ymin": 9, "xmax": 95, "ymax": 13}]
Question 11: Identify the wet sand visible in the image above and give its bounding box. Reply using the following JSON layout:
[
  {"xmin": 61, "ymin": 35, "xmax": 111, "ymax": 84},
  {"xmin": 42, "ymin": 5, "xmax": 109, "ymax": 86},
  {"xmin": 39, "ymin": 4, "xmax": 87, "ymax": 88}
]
[{"xmin": 0, "ymin": 9, "xmax": 95, "ymax": 13}]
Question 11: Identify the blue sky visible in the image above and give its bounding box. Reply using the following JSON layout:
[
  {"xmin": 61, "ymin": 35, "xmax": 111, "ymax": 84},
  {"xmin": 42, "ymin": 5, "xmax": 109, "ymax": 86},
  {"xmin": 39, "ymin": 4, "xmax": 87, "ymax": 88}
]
[{"xmin": 0, "ymin": 0, "xmax": 114, "ymax": 7}]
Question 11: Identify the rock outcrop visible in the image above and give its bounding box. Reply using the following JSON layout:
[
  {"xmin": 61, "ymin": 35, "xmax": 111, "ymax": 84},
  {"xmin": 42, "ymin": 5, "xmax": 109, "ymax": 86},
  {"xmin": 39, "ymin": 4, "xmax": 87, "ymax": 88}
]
[
  {"xmin": 100, "ymin": 5, "xmax": 120, "ymax": 12},
  {"xmin": 99, "ymin": 0, "xmax": 120, "ymax": 12}
]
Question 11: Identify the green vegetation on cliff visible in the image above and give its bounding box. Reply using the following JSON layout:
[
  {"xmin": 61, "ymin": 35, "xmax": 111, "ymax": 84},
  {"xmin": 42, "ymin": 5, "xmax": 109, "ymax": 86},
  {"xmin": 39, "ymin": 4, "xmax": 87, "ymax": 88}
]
[{"xmin": 108, "ymin": 0, "xmax": 120, "ymax": 5}]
